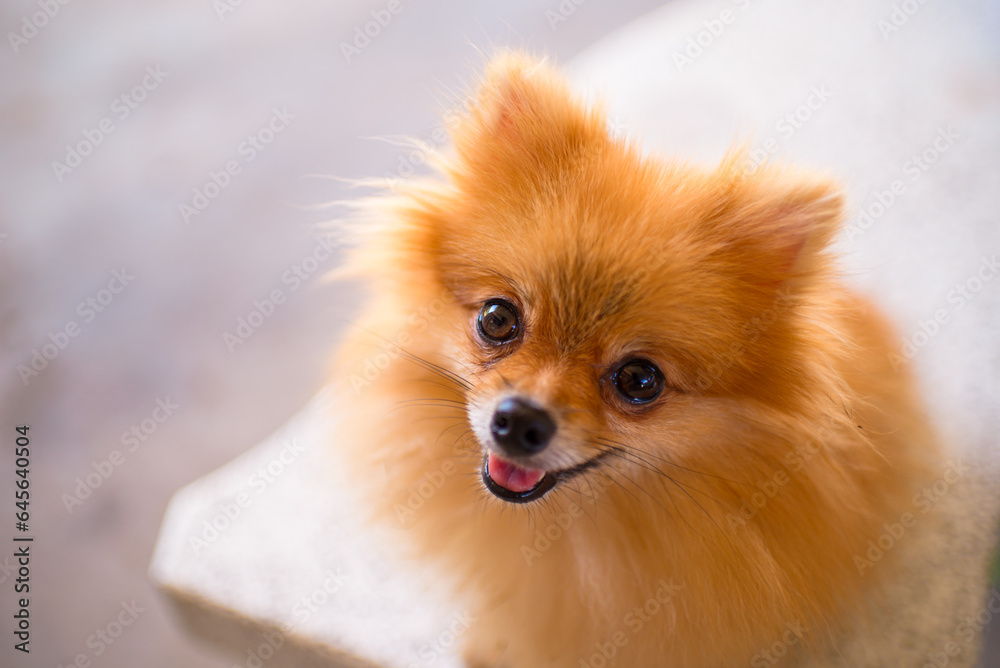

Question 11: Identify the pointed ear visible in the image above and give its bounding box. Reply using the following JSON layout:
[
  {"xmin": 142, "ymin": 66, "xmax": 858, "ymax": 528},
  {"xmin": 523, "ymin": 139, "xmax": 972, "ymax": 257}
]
[
  {"xmin": 448, "ymin": 52, "xmax": 607, "ymax": 177},
  {"xmin": 719, "ymin": 175, "xmax": 844, "ymax": 288}
]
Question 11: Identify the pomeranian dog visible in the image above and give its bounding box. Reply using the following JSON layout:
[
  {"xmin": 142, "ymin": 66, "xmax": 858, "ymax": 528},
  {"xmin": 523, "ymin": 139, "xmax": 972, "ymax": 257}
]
[{"xmin": 330, "ymin": 53, "xmax": 953, "ymax": 666}]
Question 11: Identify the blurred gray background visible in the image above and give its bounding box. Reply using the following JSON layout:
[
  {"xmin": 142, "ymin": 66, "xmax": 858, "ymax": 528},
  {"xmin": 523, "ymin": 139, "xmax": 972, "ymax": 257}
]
[
  {"xmin": 0, "ymin": 0, "xmax": 997, "ymax": 667},
  {"xmin": 0, "ymin": 1, "xmax": 669, "ymax": 667}
]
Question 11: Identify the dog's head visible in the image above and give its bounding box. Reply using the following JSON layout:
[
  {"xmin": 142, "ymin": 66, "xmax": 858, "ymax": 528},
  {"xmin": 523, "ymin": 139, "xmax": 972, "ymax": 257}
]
[{"xmin": 356, "ymin": 53, "xmax": 844, "ymax": 507}]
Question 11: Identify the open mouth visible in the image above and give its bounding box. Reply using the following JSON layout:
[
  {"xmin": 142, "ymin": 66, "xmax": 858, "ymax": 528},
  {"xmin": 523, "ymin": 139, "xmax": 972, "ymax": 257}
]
[{"xmin": 481, "ymin": 451, "xmax": 604, "ymax": 504}]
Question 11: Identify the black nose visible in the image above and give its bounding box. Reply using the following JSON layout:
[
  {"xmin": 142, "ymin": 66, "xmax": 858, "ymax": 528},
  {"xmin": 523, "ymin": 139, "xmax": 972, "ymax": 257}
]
[{"xmin": 490, "ymin": 397, "xmax": 556, "ymax": 456}]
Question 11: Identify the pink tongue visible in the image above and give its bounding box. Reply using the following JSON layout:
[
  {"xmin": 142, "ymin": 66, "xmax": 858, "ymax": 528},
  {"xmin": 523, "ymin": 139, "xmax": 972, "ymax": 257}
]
[{"xmin": 487, "ymin": 452, "xmax": 545, "ymax": 493}]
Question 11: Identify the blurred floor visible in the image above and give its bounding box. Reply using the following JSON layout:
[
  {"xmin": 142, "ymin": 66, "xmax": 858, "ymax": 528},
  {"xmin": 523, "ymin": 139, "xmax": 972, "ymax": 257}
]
[{"xmin": 0, "ymin": 1, "xmax": 669, "ymax": 667}]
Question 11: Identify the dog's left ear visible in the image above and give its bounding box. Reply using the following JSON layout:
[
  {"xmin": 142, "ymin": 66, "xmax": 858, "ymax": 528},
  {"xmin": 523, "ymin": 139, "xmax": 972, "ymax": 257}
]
[
  {"xmin": 715, "ymin": 173, "xmax": 844, "ymax": 290},
  {"xmin": 448, "ymin": 52, "xmax": 607, "ymax": 187}
]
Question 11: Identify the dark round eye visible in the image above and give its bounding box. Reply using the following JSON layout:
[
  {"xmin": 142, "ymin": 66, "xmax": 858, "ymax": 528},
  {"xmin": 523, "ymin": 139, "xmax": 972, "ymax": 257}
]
[
  {"xmin": 477, "ymin": 299, "xmax": 519, "ymax": 343},
  {"xmin": 613, "ymin": 359, "xmax": 664, "ymax": 404}
]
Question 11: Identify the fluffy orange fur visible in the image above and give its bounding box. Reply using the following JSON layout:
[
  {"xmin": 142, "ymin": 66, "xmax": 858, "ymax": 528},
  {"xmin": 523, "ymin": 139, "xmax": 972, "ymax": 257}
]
[{"xmin": 331, "ymin": 53, "xmax": 940, "ymax": 667}]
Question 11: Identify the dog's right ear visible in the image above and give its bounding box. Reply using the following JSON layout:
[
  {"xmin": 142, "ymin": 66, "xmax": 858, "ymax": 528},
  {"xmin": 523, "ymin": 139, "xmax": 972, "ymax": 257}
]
[{"xmin": 447, "ymin": 52, "xmax": 608, "ymax": 193}]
